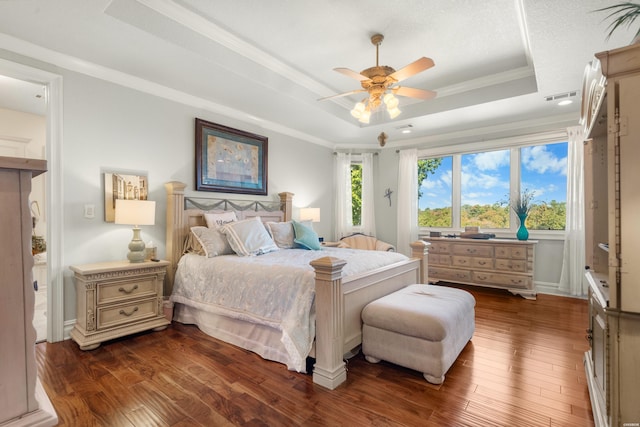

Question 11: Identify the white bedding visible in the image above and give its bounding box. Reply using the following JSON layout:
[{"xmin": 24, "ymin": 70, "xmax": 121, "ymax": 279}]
[{"xmin": 170, "ymin": 247, "xmax": 408, "ymax": 372}]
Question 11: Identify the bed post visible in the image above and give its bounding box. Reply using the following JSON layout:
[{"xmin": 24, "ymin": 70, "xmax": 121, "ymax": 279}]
[
  {"xmin": 278, "ymin": 191, "xmax": 294, "ymax": 221},
  {"xmin": 165, "ymin": 181, "xmax": 186, "ymax": 295},
  {"xmin": 310, "ymin": 256, "xmax": 347, "ymax": 390},
  {"xmin": 410, "ymin": 240, "xmax": 430, "ymax": 284}
]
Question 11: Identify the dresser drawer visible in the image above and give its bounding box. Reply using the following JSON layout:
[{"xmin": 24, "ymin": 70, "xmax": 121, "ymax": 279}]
[
  {"xmin": 97, "ymin": 297, "xmax": 158, "ymax": 330},
  {"xmin": 495, "ymin": 246, "xmax": 527, "ymax": 259},
  {"xmin": 495, "ymin": 259, "xmax": 527, "ymax": 272},
  {"xmin": 472, "ymin": 272, "xmax": 532, "ymax": 289},
  {"xmin": 97, "ymin": 277, "xmax": 158, "ymax": 305},
  {"xmin": 429, "ymin": 266, "xmax": 472, "ymax": 282},
  {"xmin": 429, "ymin": 242, "xmax": 451, "ymax": 254},
  {"xmin": 452, "ymin": 243, "xmax": 493, "ymax": 257},
  {"xmin": 430, "ymin": 254, "xmax": 451, "ymax": 266},
  {"xmin": 471, "ymin": 257, "xmax": 493, "ymax": 269}
]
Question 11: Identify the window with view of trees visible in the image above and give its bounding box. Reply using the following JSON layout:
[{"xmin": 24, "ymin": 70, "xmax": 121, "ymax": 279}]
[
  {"xmin": 418, "ymin": 141, "xmax": 568, "ymax": 232},
  {"xmin": 351, "ymin": 163, "xmax": 362, "ymax": 226}
]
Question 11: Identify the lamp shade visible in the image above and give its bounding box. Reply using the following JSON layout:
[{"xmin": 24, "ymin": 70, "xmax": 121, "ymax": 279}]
[
  {"xmin": 115, "ymin": 199, "xmax": 156, "ymax": 226},
  {"xmin": 300, "ymin": 207, "xmax": 320, "ymax": 222}
]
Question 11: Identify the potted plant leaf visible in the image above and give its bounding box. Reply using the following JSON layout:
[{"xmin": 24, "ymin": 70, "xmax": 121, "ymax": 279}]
[
  {"xmin": 596, "ymin": 2, "xmax": 640, "ymax": 42},
  {"xmin": 509, "ymin": 189, "xmax": 535, "ymax": 241}
]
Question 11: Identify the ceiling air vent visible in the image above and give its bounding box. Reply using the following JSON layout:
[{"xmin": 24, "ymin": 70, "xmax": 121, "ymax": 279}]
[
  {"xmin": 544, "ymin": 91, "xmax": 578, "ymax": 102},
  {"xmin": 396, "ymin": 124, "xmax": 413, "ymax": 134}
]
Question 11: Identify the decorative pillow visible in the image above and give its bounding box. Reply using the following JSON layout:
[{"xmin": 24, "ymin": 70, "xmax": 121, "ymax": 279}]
[
  {"xmin": 221, "ymin": 216, "xmax": 279, "ymax": 256},
  {"xmin": 204, "ymin": 211, "xmax": 238, "ymax": 228},
  {"xmin": 190, "ymin": 226, "xmax": 234, "ymax": 257},
  {"xmin": 183, "ymin": 230, "xmax": 205, "ymax": 255},
  {"xmin": 266, "ymin": 220, "xmax": 313, "ymax": 249},
  {"xmin": 266, "ymin": 221, "xmax": 296, "ymax": 249},
  {"xmin": 292, "ymin": 219, "xmax": 321, "ymax": 250}
]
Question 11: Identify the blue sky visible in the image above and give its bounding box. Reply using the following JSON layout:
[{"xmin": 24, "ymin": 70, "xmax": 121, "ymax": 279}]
[{"xmin": 419, "ymin": 142, "xmax": 568, "ymax": 210}]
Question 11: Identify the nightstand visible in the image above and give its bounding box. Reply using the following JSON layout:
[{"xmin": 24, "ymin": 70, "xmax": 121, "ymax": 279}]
[{"xmin": 69, "ymin": 260, "xmax": 170, "ymax": 350}]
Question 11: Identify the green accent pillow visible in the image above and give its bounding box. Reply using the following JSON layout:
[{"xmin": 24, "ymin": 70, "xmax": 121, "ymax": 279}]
[{"xmin": 292, "ymin": 219, "xmax": 321, "ymax": 250}]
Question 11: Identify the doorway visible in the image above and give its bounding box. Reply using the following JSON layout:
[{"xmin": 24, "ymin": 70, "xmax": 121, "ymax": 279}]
[{"xmin": 0, "ymin": 59, "xmax": 64, "ymax": 343}]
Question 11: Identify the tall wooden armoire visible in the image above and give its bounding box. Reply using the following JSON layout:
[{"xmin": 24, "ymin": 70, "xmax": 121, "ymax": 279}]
[
  {"xmin": 582, "ymin": 43, "xmax": 640, "ymax": 427},
  {"xmin": 0, "ymin": 156, "xmax": 57, "ymax": 426}
]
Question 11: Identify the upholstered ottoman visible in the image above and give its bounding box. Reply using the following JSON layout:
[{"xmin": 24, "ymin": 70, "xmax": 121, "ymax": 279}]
[{"xmin": 361, "ymin": 284, "xmax": 475, "ymax": 384}]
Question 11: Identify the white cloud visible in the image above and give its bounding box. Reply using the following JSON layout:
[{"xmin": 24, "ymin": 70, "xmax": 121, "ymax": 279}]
[
  {"xmin": 471, "ymin": 150, "xmax": 510, "ymax": 171},
  {"xmin": 522, "ymin": 146, "xmax": 567, "ymax": 176}
]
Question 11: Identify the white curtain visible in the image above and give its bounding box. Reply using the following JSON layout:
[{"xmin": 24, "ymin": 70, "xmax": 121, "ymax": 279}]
[
  {"xmin": 334, "ymin": 152, "xmax": 353, "ymax": 239},
  {"xmin": 559, "ymin": 126, "xmax": 586, "ymax": 296},
  {"xmin": 396, "ymin": 149, "xmax": 418, "ymax": 256},
  {"xmin": 360, "ymin": 152, "xmax": 376, "ymax": 236}
]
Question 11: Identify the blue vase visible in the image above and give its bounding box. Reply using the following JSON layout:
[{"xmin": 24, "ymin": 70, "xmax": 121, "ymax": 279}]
[{"xmin": 516, "ymin": 213, "xmax": 529, "ymax": 241}]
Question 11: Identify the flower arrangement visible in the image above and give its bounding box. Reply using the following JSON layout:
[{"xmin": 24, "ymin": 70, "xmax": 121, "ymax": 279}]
[{"xmin": 509, "ymin": 189, "xmax": 536, "ymax": 216}]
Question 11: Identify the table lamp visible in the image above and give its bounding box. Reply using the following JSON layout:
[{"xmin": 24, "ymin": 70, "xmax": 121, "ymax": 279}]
[
  {"xmin": 300, "ymin": 207, "xmax": 320, "ymax": 223},
  {"xmin": 115, "ymin": 199, "xmax": 156, "ymax": 263}
]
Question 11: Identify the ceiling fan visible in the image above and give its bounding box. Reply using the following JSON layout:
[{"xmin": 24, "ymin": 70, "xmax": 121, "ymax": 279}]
[{"xmin": 320, "ymin": 33, "xmax": 437, "ymax": 123}]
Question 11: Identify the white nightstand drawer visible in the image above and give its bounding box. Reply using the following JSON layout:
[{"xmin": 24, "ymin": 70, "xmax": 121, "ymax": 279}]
[
  {"xmin": 97, "ymin": 277, "xmax": 157, "ymax": 305},
  {"xmin": 97, "ymin": 298, "xmax": 157, "ymax": 330}
]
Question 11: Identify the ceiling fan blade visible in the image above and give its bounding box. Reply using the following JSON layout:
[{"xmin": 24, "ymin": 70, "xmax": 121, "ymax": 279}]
[
  {"xmin": 318, "ymin": 89, "xmax": 366, "ymax": 101},
  {"xmin": 389, "ymin": 57, "xmax": 435, "ymax": 82},
  {"xmin": 334, "ymin": 67, "xmax": 369, "ymax": 81},
  {"xmin": 393, "ymin": 86, "xmax": 437, "ymax": 100}
]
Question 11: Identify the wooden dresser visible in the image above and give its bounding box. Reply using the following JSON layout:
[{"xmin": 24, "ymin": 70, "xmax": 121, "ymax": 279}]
[
  {"xmin": 422, "ymin": 237, "xmax": 537, "ymax": 299},
  {"xmin": 582, "ymin": 43, "xmax": 640, "ymax": 427},
  {"xmin": 70, "ymin": 260, "xmax": 170, "ymax": 350},
  {"xmin": 0, "ymin": 156, "xmax": 57, "ymax": 426}
]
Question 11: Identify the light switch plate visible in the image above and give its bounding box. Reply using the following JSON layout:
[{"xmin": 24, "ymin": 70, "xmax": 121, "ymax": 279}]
[{"xmin": 84, "ymin": 204, "xmax": 95, "ymax": 219}]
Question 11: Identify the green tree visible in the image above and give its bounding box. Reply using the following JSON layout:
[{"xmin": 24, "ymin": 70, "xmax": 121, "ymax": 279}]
[
  {"xmin": 351, "ymin": 164, "xmax": 362, "ymax": 225},
  {"xmin": 418, "ymin": 158, "xmax": 442, "ymax": 199}
]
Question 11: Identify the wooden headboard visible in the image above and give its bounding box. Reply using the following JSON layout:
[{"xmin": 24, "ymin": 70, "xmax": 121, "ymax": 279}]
[{"xmin": 164, "ymin": 181, "xmax": 293, "ymax": 294}]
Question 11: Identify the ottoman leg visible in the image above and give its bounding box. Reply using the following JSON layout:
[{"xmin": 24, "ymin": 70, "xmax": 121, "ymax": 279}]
[
  {"xmin": 424, "ymin": 373, "xmax": 445, "ymax": 385},
  {"xmin": 365, "ymin": 355, "xmax": 381, "ymax": 363}
]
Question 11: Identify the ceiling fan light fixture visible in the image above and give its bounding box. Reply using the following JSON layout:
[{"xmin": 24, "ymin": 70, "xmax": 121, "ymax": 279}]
[
  {"xmin": 387, "ymin": 106, "xmax": 402, "ymax": 119},
  {"xmin": 358, "ymin": 109, "xmax": 371, "ymax": 124},
  {"xmin": 383, "ymin": 93, "xmax": 398, "ymax": 109},
  {"xmin": 322, "ymin": 33, "xmax": 436, "ymax": 124},
  {"xmin": 350, "ymin": 102, "xmax": 366, "ymax": 118}
]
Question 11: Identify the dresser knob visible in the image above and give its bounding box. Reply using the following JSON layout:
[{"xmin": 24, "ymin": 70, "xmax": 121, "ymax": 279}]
[
  {"xmin": 119, "ymin": 307, "xmax": 139, "ymax": 317},
  {"xmin": 118, "ymin": 284, "xmax": 139, "ymax": 294}
]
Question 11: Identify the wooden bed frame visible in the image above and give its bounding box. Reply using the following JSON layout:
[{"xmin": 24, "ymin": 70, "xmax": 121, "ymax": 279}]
[{"xmin": 165, "ymin": 181, "xmax": 429, "ymax": 389}]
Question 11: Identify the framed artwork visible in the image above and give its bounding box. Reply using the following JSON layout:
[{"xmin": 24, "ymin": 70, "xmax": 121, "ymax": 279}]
[
  {"xmin": 104, "ymin": 172, "xmax": 148, "ymax": 222},
  {"xmin": 195, "ymin": 118, "xmax": 268, "ymax": 195}
]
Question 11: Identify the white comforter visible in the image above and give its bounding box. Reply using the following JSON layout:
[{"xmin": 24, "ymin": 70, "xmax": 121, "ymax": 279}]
[{"xmin": 170, "ymin": 247, "xmax": 408, "ymax": 372}]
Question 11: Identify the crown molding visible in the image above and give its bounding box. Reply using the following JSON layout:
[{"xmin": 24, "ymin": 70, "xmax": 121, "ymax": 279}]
[{"xmin": 0, "ymin": 32, "xmax": 334, "ymax": 148}]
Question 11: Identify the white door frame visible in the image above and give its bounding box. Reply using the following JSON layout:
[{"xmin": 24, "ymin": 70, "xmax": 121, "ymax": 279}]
[{"xmin": 0, "ymin": 58, "xmax": 64, "ymax": 342}]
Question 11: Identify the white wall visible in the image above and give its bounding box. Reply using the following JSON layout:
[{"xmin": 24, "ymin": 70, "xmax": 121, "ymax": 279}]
[{"xmin": 50, "ymin": 70, "xmax": 334, "ymax": 320}]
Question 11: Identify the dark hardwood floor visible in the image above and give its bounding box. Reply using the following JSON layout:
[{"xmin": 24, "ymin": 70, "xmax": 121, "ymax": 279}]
[{"xmin": 36, "ymin": 284, "xmax": 594, "ymax": 426}]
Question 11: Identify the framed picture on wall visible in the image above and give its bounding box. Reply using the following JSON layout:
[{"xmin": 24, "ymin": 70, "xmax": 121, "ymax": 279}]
[
  {"xmin": 104, "ymin": 172, "xmax": 148, "ymax": 222},
  {"xmin": 195, "ymin": 118, "xmax": 268, "ymax": 195}
]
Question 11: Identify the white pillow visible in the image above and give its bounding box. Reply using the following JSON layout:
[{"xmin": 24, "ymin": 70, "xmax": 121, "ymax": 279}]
[
  {"xmin": 266, "ymin": 220, "xmax": 314, "ymax": 249},
  {"xmin": 266, "ymin": 221, "xmax": 296, "ymax": 249},
  {"xmin": 204, "ymin": 211, "xmax": 237, "ymax": 228},
  {"xmin": 190, "ymin": 226, "xmax": 233, "ymax": 257},
  {"xmin": 221, "ymin": 216, "xmax": 279, "ymax": 256}
]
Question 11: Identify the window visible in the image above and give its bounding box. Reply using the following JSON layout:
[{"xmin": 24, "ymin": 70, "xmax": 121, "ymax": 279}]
[
  {"xmin": 520, "ymin": 143, "xmax": 567, "ymax": 230},
  {"xmin": 461, "ymin": 150, "xmax": 510, "ymax": 229},
  {"xmin": 418, "ymin": 141, "xmax": 568, "ymax": 233},
  {"xmin": 351, "ymin": 163, "xmax": 362, "ymax": 226},
  {"xmin": 418, "ymin": 157, "xmax": 452, "ymax": 227}
]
